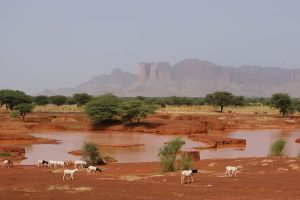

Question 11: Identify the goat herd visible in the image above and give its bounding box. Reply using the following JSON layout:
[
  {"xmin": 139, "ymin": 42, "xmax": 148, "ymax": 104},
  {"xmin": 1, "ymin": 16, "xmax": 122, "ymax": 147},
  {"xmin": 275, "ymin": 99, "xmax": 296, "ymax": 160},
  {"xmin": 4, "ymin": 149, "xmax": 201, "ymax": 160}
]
[{"xmin": 2, "ymin": 159, "xmax": 242, "ymax": 184}]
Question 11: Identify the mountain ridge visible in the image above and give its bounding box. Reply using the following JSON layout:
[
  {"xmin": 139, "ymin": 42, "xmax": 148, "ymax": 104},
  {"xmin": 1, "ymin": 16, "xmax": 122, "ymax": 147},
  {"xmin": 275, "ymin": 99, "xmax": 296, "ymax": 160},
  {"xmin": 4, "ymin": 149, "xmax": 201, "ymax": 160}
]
[{"xmin": 40, "ymin": 58, "xmax": 300, "ymax": 97}]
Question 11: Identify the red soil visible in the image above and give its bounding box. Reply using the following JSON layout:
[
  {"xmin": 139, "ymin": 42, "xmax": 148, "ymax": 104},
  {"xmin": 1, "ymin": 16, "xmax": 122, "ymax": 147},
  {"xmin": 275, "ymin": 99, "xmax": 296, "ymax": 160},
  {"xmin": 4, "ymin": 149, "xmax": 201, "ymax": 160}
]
[{"xmin": 1, "ymin": 157, "xmax": 300, "ymax": 200}]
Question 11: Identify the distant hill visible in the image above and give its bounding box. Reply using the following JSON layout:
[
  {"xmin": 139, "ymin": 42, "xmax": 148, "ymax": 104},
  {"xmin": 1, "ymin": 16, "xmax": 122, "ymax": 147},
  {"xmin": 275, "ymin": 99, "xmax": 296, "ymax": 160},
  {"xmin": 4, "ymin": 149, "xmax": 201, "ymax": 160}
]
[{"xmin": 40, "ymin": 58, "xmax": 300, "ymax": 97}]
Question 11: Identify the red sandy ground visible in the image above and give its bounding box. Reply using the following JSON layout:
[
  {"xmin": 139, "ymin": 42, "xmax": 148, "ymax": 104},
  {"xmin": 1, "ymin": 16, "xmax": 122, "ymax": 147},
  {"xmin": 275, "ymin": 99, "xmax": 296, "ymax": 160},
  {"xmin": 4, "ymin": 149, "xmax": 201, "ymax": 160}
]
[
  {"xmin": 1, "ymin": 112, "xmax": 300, "ymax": 199},
  {"xmin": 1, "ymin": 158, "xmax": 300, "ymax": 200}
]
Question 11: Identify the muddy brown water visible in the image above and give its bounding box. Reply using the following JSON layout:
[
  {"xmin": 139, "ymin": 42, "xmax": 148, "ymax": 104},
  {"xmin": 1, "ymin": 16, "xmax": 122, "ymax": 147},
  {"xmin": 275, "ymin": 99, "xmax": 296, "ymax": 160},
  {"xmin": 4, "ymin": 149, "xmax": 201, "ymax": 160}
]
[{"xmin": 20, "ymin": 130, "xmax": 300, "ymax": 164}]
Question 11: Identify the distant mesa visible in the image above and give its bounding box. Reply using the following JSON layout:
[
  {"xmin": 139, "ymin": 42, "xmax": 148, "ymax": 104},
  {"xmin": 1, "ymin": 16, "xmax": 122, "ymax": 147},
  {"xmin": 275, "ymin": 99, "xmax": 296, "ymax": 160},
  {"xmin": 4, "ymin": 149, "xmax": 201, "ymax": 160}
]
[{"xmin": 40, "ymin": 58, "xmax": 300, "ymax": 97}]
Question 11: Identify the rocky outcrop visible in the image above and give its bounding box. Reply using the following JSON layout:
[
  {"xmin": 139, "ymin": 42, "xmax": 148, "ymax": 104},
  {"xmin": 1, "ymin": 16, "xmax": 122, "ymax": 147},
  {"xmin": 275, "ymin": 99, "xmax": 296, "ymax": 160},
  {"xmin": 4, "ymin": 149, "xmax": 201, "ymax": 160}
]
[{"xmin": 41, "ymin": 58, "xmax": 300, "ymax": 97}]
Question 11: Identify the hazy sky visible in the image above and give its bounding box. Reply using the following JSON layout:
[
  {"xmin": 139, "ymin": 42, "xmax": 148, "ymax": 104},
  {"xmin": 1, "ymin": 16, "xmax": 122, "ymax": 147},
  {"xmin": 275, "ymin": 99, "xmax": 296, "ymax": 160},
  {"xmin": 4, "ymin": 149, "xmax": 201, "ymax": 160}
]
[{"xmin": 1, "ymin": 0, "xmax": 300, "ymax": 94}]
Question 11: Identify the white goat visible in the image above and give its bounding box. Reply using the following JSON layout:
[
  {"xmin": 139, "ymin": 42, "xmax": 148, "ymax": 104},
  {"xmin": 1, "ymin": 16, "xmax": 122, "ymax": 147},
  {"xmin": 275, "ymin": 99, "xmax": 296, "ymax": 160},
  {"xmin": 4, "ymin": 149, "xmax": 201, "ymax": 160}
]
[
  {"xmin": 225, "ymin": 165, "xmax": 242, "ymax": 177},
  {"xmin": 2, "ymin": 160, "xmax": 14, "ymax": 168},
  {"xmin": 87, "ymin": 166, "xmax": 102, "ymax": 175},
  {"xmin": 181, "ymin": 169, "xmax": 198, "ymax": 184},
  {"xmin": 48, "ymin": 160, "xmax": 58, "ymax": 168},
  {"xmin": 56, "ymin": 161, "xmax": 67, "ymax": 168},
  {"xmin": 74, "ymin": 160, "xmax": 86, "ymax": 168},
  {"xmin": 37, "ymin": 160, "xmax": 49, "ymax": 168},
  {"xmin": 63, "ymin": 168, "xmax": 79, "ymax": 180}
]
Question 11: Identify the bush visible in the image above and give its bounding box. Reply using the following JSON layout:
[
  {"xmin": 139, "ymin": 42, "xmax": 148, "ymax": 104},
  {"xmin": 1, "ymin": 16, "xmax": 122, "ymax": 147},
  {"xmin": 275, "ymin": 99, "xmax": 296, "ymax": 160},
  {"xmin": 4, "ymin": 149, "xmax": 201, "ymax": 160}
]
[
  {"xmin": 269, "ymin": 138, "xmax": 286, "ymax": 156},
  {"xmin": 10, "ymin": 110, "xmax": 20, "ymax": 118},
  {"xmin": 0, "ymin": 152, "xmax": 11, "ymax": 157},
  {"xmin": 158, "ymin": 137, "xmax": 185, "ymax": 172},
  {"xmin": 82, "ymin": 142, "xmax": 104, "ymax": 165},
  {"xmin": 49, "ymin": 95, "xmax": 68, "ymax": 106},
  {"xmin": 34, "ymin": 95, "xmax": 49, "ymax": 105},
  {"xmin": 15, "ymin": 103, "xmax": 34, "ymax": 121},
  {"xmin": 181, "ymin": 154, "xmax": 193, "ymax": 170}
]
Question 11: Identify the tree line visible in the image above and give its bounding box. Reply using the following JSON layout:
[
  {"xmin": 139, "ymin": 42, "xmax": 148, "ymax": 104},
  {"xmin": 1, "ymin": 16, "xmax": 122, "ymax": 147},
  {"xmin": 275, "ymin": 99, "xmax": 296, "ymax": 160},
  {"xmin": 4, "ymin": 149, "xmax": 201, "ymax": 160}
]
[{"xmin": 1, "ymin": 89, "xmax": 300, "ymax": 122}]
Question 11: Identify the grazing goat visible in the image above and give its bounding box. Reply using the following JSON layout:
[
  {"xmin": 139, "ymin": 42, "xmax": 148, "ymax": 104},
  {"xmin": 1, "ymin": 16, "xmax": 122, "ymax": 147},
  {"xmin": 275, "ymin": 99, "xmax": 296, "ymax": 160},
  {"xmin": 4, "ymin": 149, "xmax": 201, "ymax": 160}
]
[
  {"xmin": 181, "ymin": 169, "xmax": 198, "ymax": 184},
  {"xmin": 37, "ymin": 160, "xmax": 49, "ymax": 168},
  {"xmin": 225, "ymin": 165, "xmax": 242, "ymax": 177},
  {"xmin": 63, "ymin": 169, "xmax": 78, "ymax": 180},
  {"xmin": 74, "ymin": 160, "xmax": 87, "ymax": 168},
  {"xmin": 87, "ymin": 166, "xmax": 102, "ymax": 175},
  {"xmin": 2, "ymin": 160, "xmax": 14, "ymax": 168}
]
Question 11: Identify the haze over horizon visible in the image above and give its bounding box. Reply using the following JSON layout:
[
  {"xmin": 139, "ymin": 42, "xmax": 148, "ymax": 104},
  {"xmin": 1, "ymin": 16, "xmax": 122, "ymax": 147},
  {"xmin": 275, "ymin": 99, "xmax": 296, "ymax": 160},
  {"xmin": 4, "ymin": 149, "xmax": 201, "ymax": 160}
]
[{"xmin": 1, "ymin": 0, "xmax": 300, "ymax": 94}]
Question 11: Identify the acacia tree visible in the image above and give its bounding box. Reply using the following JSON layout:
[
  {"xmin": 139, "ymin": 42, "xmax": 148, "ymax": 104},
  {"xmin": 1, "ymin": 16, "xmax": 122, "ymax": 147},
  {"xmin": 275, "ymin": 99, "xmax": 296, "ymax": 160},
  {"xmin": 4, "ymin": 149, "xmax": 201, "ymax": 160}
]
[
  {"xmin": 49, "ymin": 95, "xmax": 68, "ymax": 106},
  {"xmin": 205, "ymin": 91, "xmax": 233, "ymax": 112},
  {"xmin": 120, "ymin": 100, "xmax": 156, "ymax": 123},
  {"xmin": 15, "ymin": 103, "xmax": 34, "ymax": 121},
  {"xmin": 270, "ymin": 93, "xmax": 294, "ymax": 117},
  {"xmin": 34, "ymin": 95, "xmax": 49, "ymax": 105},
  {"xmin": 84, "ymin": 94, "xmax": 121, "ymax": 124},
  {"xmin": 0, "ymin": 89, "xmax": 32, "ymax": 110},
  {"xmin": 73, "ymin": 93, "xmax": 92, "ymax": 106},
  {"xmin": 231, "ymin": 96, "xmax": 246, "ymax": 107}
]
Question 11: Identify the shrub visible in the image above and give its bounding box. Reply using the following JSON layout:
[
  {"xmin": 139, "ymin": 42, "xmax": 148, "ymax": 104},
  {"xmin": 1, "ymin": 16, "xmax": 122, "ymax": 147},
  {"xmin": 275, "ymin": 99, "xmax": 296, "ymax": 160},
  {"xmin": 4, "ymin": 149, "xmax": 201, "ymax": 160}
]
[
  {"xmin": 82, "ymin": 142, "xmax": 104, "ymax": 165},
  {"xmin": 181, "ymin": 154, "xmax": 193, "ymax": 170},
  {"xmin": 34, "ymin": 95, "xmax": 49, "ymax": 105},
  {"xmin": 158, "ymin": 137, "xmax": 185, "ymax": 172},
  {"xmin": 270, "ymin": 93, "xmax": 294, "ymax": 117},
  {"xmin": 49, "ymin": 95, "xmax": 68, "ymax": 106},
  {"xmin": 120, "ymin": 100, "xmax": 156, "ymax": 123},
  {"xmin": 269, "ymin": 138, "xmax": 286, "ymax": 156},
  {"xmin": 10, "ymin": 110, "xmax": 20, "ymax": 118},
  {"xmin": 0, "ymin": 152, "xmax": 11, "ymax": 157}
]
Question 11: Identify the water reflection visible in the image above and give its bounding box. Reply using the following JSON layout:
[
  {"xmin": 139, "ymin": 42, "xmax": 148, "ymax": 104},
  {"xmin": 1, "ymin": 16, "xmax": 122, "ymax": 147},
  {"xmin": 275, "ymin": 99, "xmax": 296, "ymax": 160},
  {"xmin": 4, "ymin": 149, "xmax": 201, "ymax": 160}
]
[{"xmin": 20, "ymin": 129, "xmax": 300, "ymax": 164}]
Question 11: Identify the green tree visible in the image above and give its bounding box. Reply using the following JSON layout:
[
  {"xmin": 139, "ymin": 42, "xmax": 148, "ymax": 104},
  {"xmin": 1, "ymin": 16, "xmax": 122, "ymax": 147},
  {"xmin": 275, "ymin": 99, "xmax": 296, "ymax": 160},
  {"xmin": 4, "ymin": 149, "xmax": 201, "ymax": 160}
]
[
  {"xmin": 49, "ymin": 95, "xmax": 68, "ymax": 106},
  {"xmin": 15, "ymin": 103, "xmax": 34, "ymax": 121},
  {"xmin": 84, "ymin": 94, "xmax": 121, "ymax": 124},
  {"xmin": 34, "ymin": 95, "xmax": 49, "ymax": 105},
  {"xmin": 231, "ymin": 96, "xmax": 246, "ymax": 107},
  {"xmin": 158, "ymin": 137, "xmax": 185, "ymax": 172},
  {"xmin": 73, "ymin": 93, "xmax": 92, "ymax": 106},
  {"xmin": 270, "ymin": 93, "xmax": 294, "ymax": 117},
  {"xmin": 82, "ymin": 142, "xmax": 103, "ymax": 165},
  {"xmin": 205, "ymin": 91, "xmax": 234, "ymax": 112},
  {"xmin": 0, "ymin": 89, "xmax": 32, "ymax": 110},
  {"xmin": 120, "ymin": 100, "xmax": 156, "ymax": 123}
]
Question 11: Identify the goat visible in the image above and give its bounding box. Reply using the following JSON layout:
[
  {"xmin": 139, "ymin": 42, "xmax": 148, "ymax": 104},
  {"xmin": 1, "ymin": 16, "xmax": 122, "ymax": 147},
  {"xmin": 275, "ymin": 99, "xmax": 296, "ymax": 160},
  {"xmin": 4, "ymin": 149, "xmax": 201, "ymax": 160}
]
[
  {"xmin": 74, "ymin": 160, "xmax": 86, "ymax": 168},
  {"xmin": 56, "ymin": 161, "xmax": 68, "ymax": 168},
  {"xmin": 63, "ymin": 168, "xmax": 79, "ymax": 180},
  {"xmin": 48, "ymin": 160, "xmax": 58, "ymax": 168},
  {"xmin": 37, "ymin": 160, "xmax": 49, "ymax": 168},
  {"xmin": 87, "ymin": 166, "xmax": 102, "ymax": 175},
  {"xmin": 181, "ymin": 169, "xmax": 198, "ymax": 184},
  {"xmin": 225, "ymin": 165, "xmax": 242, "ymax": 177},
  {"xmin": 2, "ymin": 160, "xmax": 14, "ymax": 168}
]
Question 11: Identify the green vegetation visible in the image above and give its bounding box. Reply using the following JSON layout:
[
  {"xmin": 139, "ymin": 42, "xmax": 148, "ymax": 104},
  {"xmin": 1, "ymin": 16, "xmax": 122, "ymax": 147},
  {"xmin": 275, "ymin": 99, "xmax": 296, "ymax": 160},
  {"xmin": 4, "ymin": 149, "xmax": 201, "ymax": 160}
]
[
  {"xmin": 15, "ymin": 103, "xmax": 34, "ymax": 121},
  {"xmin": 181, "ymin": 154, "xmax": 193, "ymax": 170},
  {"xmin": 49, "ymin": 95, "xmax": 68, "ymax": 106},
  {"xmin": 0, "ymin": 89, "xmax": 32, "ymax": 110},
  {"xmin": 34, "ymin": 95, "xmax": 50, "ymax": 105},
  {"xmin": 0, "ymin": 152, "xmax": 11, "ymax": 157},
  {"xmin": 269, "ymin": 138, "xmax": 286, "ymax": 156},
  {"xmin": 270, "ymin": 93, "xmax": 294, "ymax": 117},
  {"xmin": 120, "ymin": 99, "xmax": 156, "ymax": 123},
  {"xmin": 9, "ymin": 110, "xmax": 20, "ymax": 118},
  {"xmin": 158, "ymin": 137, "xmax": 185, "ymax": 172},
  {"xmin": 85, "ymin": 94, "xmax": 121, "ymax": 124},
  {"xmin": 73, "ymin": 93, "xmax": 92, "ymax": 106},
  {"xmin": 82, "ymin": 142, "xmax": 104, "ymax": 165},
  {"xmin": 205, "ymin": 91, "xmax": 234, "ymax": 112}
]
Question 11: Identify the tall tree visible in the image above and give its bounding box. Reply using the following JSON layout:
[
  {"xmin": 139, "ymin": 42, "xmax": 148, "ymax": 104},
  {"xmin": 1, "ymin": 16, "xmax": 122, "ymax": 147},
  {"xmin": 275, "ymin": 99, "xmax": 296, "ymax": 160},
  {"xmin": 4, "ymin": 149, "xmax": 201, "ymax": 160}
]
[
  {"xmin": 0, "ymin": 89, "xmax": 32, "ymax": 110},
  {"xmin": 205, "ymin": 91, "xmax": 233, "ymax": 112},
  {"xmin": 270, "ymin": 93, "xmax": 294, "ymax": 117}
]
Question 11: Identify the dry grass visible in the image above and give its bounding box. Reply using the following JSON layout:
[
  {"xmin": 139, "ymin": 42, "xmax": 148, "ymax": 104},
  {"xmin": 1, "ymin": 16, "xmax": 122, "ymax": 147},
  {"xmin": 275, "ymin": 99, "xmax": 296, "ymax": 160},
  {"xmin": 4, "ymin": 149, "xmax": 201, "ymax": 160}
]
[
  {"xmin": 33, "ymin": 104, "xmax": 83, "ymax": 113},
  {"xmin": 158, "ymin": 105, "xmax": 279, "ymax": 115}
]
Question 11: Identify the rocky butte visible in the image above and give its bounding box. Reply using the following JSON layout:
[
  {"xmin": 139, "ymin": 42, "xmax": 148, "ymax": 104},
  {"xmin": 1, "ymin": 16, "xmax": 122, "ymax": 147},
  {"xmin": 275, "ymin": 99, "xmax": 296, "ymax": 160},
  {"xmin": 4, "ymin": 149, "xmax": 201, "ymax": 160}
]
[{"xmin": 41, "ymin": 58, "xmax": 300, "ymax": 97}]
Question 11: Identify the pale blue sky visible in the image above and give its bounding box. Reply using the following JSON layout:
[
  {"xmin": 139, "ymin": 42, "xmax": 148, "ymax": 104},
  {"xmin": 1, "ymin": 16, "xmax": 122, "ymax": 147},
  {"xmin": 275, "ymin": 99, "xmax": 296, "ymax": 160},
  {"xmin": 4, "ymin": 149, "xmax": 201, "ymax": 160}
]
[{"xmin": 1, "ymin": 0, "xmax": 300, "ymax": 94}]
